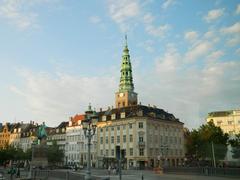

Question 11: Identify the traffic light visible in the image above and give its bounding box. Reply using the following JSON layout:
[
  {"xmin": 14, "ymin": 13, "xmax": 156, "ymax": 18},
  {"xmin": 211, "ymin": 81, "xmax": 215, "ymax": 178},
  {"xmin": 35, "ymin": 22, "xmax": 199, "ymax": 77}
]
[{"xmin": 116, "ymin": 145, "xmax": 120, "ymax": 160}]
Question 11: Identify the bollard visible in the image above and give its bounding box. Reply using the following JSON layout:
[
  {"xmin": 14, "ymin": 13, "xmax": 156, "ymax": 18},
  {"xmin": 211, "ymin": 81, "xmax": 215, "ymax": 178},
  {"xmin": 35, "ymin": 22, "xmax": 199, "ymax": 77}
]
[{"xmin": 141, "ymin": 173, "xmax": 144, "ymax": 180}]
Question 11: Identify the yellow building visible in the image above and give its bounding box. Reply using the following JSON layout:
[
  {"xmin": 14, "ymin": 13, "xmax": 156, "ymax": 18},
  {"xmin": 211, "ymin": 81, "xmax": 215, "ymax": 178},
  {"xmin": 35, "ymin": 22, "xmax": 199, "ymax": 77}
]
[
  {"xmin": 0, "ymin": 123, "xmax": 12, "ymax": 149},
  {"xmin": 207, "ymin": 109, "xmax": 240, "ymax": 135}
]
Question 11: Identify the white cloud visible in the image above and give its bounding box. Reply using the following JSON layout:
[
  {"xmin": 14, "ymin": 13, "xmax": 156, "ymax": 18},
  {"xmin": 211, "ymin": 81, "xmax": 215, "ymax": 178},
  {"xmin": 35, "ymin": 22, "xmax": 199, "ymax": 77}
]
[
  {"xmin": 155, "ymin": 44, "xmax": 180, "ymax": 73},
  {"xmin": 185, "ymin": 41, "xmax": 213, "ymax": 62},
  {"xmin": 162, "ymin": 0, "xmax": 175, "ymax": 9},
  {"xmin": 236, "ymin": 48, "xmax": 240, "ymax": 55},
  {"xmin": 207, "ymin": 50, "xmax": 224, "ymax": 61},
  {"xmin": 0, "ymin": 0, "xmax": 59, "ymax": 30},
  {"xmin": 10, "ymin": 70, "xmax": 117, "ymax": 126},
  {"xmin": 152, "ymin": 46, "xmax": 240, "ymax": 128},
  {"xmin": 107, "ymin": 0, "xmax": 140, "ymax": 31},
  {"xmin": 89, "ymin": 16, "xmax": 102, "ymax": 24},
  {"xmin": 138, "ymin": 40, "xmax": 155, "ymax": 53},
  {"xmin": 221, "ymin": 22, "xmax": 240, "ymax": 34},
  {"xmin": 204, "ymin": 8, "xmax": 225, "ymax": 22},
  {"xmin": 184, "ymin": 31, "xmax": 198, "ymax": 43},
  {"xmin": 145, "ymin": 24, "xmax": 170, "ymax": 38},
  {"xmin": 226, "ymin": 35, "xmax": 240, "ymax": 46},
  {"xmin": 143, "ymin": 13, "xmax": 154, "ymax": 24},
  {"xmin": 236, "ymin": 4, "xmax": 240, "ymax": 14}
]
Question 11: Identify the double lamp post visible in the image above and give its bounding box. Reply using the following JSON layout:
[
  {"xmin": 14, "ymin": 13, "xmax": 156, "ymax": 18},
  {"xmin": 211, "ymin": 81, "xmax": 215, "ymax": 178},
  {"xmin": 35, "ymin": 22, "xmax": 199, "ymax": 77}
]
[{"xmin": 81, "ymin": 104, "xmax": 98, "ymax": 180}]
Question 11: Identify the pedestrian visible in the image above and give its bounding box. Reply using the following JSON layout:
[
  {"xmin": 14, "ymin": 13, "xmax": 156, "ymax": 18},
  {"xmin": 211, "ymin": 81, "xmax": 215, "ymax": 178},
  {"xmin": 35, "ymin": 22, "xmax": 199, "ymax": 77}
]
[{"xmin": 16, "ymin": 167, "xmax": 20, "ymax": 178}]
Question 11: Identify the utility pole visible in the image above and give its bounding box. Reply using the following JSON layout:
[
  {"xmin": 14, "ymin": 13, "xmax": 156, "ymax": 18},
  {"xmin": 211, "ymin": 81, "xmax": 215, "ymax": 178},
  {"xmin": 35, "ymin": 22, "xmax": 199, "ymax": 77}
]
[{"xmin": 211, "ymin": 141, "xmax": 216, "ymax": 168}]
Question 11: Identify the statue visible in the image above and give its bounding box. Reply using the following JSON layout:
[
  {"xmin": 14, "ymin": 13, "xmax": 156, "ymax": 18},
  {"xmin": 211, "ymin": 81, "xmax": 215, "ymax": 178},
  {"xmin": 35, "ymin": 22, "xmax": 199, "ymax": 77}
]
[
  {"xmin": 37, "ymin": 122, "xmax": 47, "ymax": 145},
  {"xmin": 31, "ymin": 122, "xmax": 48, "ymax": 169}
]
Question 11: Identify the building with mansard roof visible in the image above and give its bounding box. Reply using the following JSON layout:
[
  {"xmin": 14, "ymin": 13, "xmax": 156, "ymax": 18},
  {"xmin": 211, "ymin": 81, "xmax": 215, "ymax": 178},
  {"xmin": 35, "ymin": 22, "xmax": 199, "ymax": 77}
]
[
  {"xmin": 96, "ymin": 36, "xmax": 184, "ymax": 169},
  {"xmin": 65, "ymin": 114, "xmax": 97, "ymax": 167}
]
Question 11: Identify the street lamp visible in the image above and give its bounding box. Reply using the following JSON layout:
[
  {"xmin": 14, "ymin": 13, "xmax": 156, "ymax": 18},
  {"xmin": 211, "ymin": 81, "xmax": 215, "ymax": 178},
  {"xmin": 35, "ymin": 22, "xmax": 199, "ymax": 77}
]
[{"xmin": 82, "ymin": 104, "xmax": 98, "ymax": 180}]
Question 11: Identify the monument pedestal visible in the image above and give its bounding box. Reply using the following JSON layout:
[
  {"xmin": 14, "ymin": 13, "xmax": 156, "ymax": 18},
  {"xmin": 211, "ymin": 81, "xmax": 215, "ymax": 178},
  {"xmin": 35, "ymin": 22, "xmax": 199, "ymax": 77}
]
[{"xmin": 32, "ymin": 144, "xmax": 48, "ymax": 168}]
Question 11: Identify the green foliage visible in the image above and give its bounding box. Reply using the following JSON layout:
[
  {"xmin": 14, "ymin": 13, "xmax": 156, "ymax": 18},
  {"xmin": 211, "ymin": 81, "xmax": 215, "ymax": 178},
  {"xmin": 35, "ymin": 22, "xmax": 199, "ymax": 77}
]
[
  {"xmin": 185, "ymin": 121, "xmax": 229, "ymax": 162},
  {"xmin": 0, "ymin": 146, "xmax": 31, "ymax": 164},
  {"xmin": 229, "ymin": 133, "xmax": 240, "ymax": 159},
  {"xmin": 47, "ymin": 141, "xmax": 64, "ymax": 165}
]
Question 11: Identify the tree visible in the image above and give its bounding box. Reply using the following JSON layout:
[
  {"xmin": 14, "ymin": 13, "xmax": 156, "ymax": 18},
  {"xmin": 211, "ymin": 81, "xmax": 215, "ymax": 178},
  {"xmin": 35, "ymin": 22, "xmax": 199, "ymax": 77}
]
[
  {"xmin": 185, "ymin": 121, "xmax": 229, "ymax": 165},
  {"xmin": 47, "ymin": 141, "xmax": 64, "ymax": 165},
  {"xmin": 229, "ymin": 133, "xmax": 240, "ymax": 159}
]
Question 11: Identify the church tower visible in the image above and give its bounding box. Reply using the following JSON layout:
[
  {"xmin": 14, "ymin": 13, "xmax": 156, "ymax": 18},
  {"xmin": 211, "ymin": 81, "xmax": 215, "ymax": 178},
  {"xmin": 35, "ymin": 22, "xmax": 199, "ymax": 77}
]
[{"xmin": 115, "ymin": 36, "xmax": 138, "ymax": 108}]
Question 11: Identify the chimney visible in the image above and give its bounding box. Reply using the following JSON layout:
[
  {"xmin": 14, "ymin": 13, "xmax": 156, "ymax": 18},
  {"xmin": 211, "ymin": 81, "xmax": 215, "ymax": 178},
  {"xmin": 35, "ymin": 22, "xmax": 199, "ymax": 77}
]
[
  {"xmin": 139, "ymin": 102, "xmax": 141, "ymax": 105},
  {"xmin": 21, "ymin": 121, "xmax": 23, "ymax": 124},
  {"xmin": 148, "ymin": 104, "xmax": 150, "ymax": 107},
  {"xmin": 108, "ymin": 106, "xmax": 110, "ymax": 110},
  {"xmin": 100, "ymin": 108, "xmax": 102, "ymax": 112}
]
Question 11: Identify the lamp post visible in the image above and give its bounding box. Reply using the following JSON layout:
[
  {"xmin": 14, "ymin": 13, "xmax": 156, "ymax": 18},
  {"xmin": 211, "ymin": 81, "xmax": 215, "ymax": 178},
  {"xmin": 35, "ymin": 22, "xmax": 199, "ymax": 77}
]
[{"xmin": 81, "ymin": 104, "xmax": 98, "ymax": 180}]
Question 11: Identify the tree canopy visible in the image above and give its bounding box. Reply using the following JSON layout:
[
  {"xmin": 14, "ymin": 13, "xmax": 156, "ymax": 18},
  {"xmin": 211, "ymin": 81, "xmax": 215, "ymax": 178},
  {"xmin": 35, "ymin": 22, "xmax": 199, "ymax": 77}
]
[
  {"xmin": 229, "ymin": 133, "xmax": 240, "ymax": 159},
  {"xmin": 185, "ymin": 121, "xmax": 229, "ymax": 165}
]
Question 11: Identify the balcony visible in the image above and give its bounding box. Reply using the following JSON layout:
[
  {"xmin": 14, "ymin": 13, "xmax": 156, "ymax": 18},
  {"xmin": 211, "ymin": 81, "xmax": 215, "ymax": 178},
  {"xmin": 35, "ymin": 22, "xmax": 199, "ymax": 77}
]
[{"xmin": 138, "ymin": 141, "xmax": 145, "ymax": 146}]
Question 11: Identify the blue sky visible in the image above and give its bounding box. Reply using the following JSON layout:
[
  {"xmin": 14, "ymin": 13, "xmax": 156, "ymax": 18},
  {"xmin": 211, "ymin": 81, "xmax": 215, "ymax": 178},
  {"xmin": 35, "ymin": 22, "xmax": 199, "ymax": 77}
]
[{"xmin": 0, "ymin": 0, "xmax": 239, "ymax": 128}]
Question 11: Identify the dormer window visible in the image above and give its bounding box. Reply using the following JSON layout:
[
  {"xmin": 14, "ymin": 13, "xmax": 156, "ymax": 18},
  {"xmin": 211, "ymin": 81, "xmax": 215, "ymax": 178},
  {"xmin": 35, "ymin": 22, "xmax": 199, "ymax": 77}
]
[
  {"xmin": 111, "ymin": 114, "xmax": 116, "ymax": 120},
  {"xmin": 121, "ymin": 112, "xmax": 126, "ymax": 118},
  {"xmin": 102, "ymin": 116, "xmax": 106, "ymax": 121}
]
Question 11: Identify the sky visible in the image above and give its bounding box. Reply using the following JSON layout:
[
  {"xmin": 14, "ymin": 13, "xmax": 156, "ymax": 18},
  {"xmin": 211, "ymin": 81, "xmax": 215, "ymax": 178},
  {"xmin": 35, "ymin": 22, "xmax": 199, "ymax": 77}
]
[{"xmin": 0, "ymin": 0, "xmax": 239, "ymax": 129}]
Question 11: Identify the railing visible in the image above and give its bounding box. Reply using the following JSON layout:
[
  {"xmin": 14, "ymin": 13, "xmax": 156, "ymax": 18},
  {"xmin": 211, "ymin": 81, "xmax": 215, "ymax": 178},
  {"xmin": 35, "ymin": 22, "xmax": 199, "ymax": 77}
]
[
  {"xmin": 163, "ymin": 167, "xmax": 240, "ymax": 177},
  {"xmin": 138, "ymin": 141, "xmax": 145, "ymax": 146}
]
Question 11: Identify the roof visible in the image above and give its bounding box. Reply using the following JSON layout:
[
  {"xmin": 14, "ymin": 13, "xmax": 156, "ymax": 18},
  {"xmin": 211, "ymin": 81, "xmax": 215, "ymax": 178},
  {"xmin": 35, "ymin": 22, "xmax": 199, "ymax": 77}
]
[
  {"xmin": 208, "ymin": 110, "xmax": 233, "ymax": 117},
  {"xmin": 70, "ymin": 114, "xmax": 85, "ymax": 126},
  {"xmin": 97, "ymin": 105, "xmax": 182, "ymax": 124}
]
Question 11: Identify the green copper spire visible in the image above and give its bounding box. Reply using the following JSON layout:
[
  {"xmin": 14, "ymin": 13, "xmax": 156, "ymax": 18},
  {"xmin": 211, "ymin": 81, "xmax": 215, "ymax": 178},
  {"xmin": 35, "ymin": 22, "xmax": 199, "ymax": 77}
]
[{"xmin": 119, "ymin": 35, "xmax": 134, "ymax": 92}]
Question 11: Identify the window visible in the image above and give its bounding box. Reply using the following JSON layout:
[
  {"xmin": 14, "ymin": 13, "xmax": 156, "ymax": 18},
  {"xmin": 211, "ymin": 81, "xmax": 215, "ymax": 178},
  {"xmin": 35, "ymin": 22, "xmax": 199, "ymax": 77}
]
[
  {"xmin": 100, "ymin": 150, "xmax": 103, "ymax": 156},
  {"xmin": 139, "ymin": 136, "xmax": 143, "ymax": 142},
  {"xmin": 111, "ymin": 127, "xmax": 114, "ymax": 131},
  {"xmin": 117, "ymin": 126, "xmax": 120, "ymax": 131},
  {"xmin": 111, "ymin": 136, "xmax": 114, "ymax": 143},
  {"xmin": 130, "ymin": 148, "xmax": 133, "ymax": 156},
  {"xmin": 106, "ymin": 137, "xmax": 108, "ymax": 144},
  {"xmin": 111, "ymin": 114, "xmax": 116, "ymax": 120},
  {"xmin": 139, "ymin": 148, "xmax": 144, "ymax": 156},
  {"xmin": 106, "ymin": 127, "xmax": 108, "ymax": 132},
  {"xmin": 117, "ymin": 136, "xmax": 120, "ymax": 143},
  {"xmin": 129, "ymin": 135, "xmax": 133, "ymax": 142},
  {"xmin": 139, "ymin": 122, "xmax": 143, "ymax": 128},
  {"xmin": 228, "ymin": 121, "xmax": 233, "ymax": 125},
  {"xmin": 100, "ymin": 137, "xmax": 103, "ymax": 144},
  {"xmin": 123, "ymin": 125, "xmax": 126, "ymax": 130},
  {"xmin": 129, "ymin": 124, "xmax": 132, "ymax": 129},
  {"xmin": 121, "ymin": 112, "xmax": 126, "ymax": 118},
  {"xmin": 123, "ymin": 135, "xmax": 126, "ymax": 143},
  {"xmin": 102, "ymin": 116, "xmax": 106, "ymax": 121},
  {"xmin": 106, "ymin": 149, "xmax": 109, "ymax": 156},
  {"xmin": 217, "ymin": 121, "xmax": 222, "ymax": 126},
  {"xmin": 111, "ymin": 149, "xmax": 114, "ymax": 156},
  {"xmin": 100, "ymin": 128, "xmax": 103, "ymax": 132}
]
